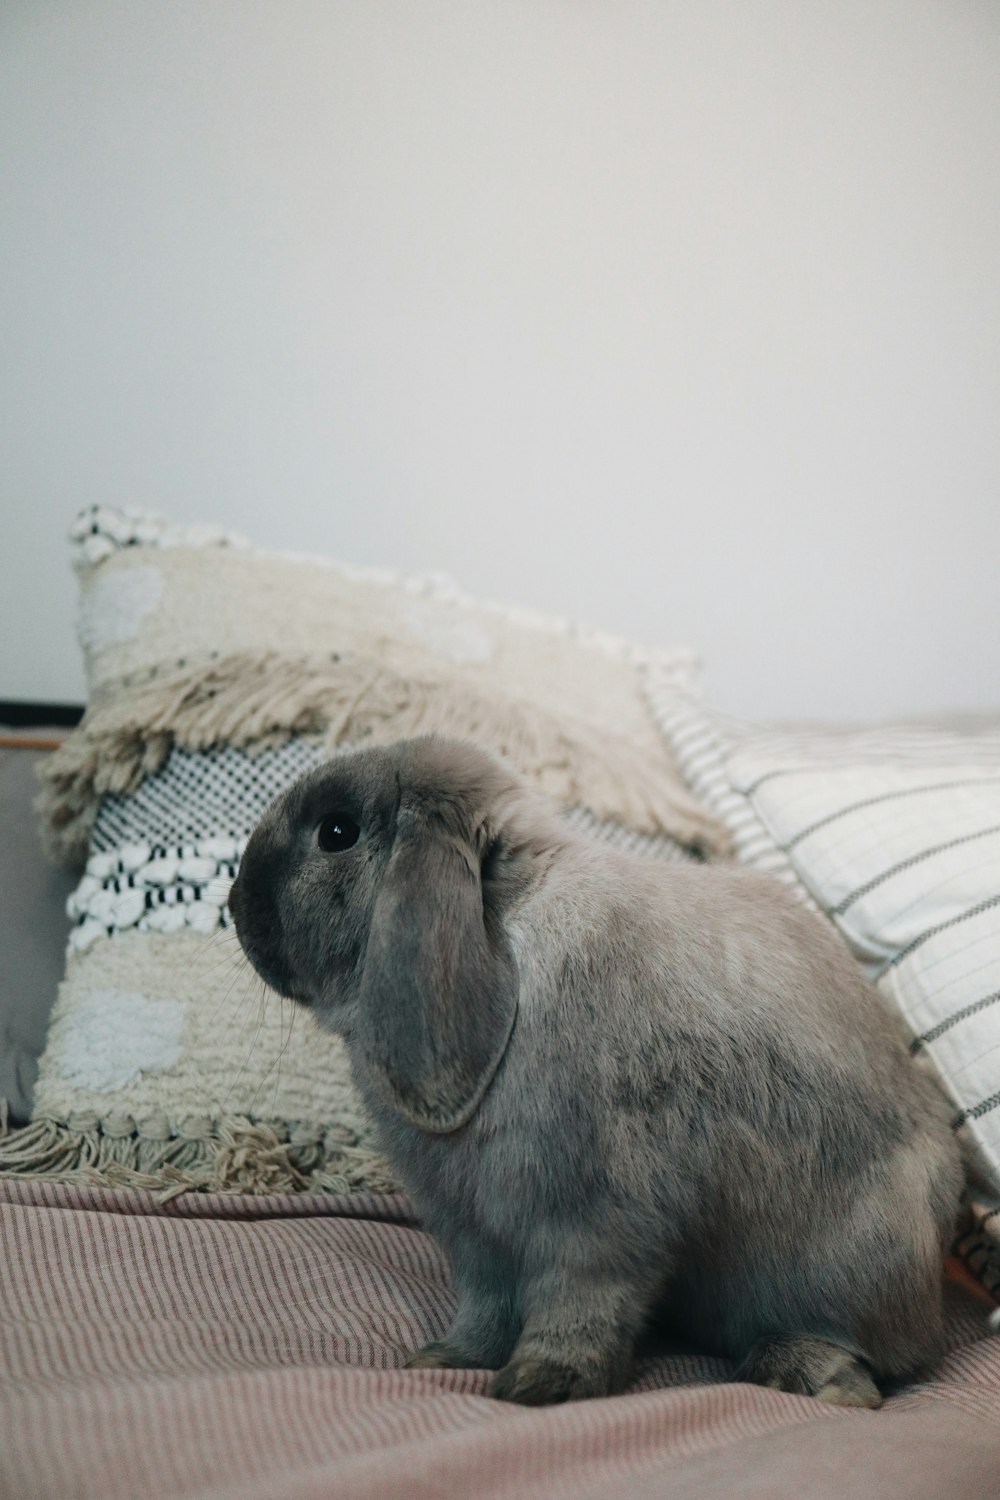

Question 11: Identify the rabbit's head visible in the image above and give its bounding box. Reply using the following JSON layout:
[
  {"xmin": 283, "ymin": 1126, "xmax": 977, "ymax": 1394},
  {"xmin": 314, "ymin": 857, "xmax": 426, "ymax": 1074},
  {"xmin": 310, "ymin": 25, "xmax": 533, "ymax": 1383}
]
[{"xmin": 229, "ymin": 737, "xmax": 557, "ymax": 1134}]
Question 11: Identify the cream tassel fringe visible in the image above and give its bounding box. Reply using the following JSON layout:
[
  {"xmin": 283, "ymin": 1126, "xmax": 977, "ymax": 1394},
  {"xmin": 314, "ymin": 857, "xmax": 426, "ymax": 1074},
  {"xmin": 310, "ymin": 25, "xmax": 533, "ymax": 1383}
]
[
  {"xmin": 37, "ymin": 651, "xmax": 726, "ymax": 864},
  {"xmin": 0, "ymin": 1101, "xmax": 397, "ymax": 1203}
]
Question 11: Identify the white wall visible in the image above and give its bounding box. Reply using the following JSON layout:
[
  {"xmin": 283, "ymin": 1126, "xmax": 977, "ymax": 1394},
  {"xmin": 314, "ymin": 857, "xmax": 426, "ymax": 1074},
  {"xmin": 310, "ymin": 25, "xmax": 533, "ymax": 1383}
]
[{"xmin": 2, "ymin": 0, "xmax": 998, "ymax": 721}]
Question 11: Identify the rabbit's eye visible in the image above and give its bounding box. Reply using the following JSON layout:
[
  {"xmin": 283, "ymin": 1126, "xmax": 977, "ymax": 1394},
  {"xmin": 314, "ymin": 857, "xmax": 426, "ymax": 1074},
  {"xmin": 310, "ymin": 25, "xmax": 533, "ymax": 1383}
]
[{"xmin": 317, "ymin": 813, "xmax": 361, "ymax": 853}]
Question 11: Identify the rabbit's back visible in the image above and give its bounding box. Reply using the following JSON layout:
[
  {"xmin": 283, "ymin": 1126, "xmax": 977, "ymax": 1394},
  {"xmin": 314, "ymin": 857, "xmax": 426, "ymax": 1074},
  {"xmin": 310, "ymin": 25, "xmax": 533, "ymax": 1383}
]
[
  {"xmin": 467, "ymin": 850, "xmax": 959, "ymax": 1257},
  {"xmin": 503, "ymin": 849, "xmax": 941, "ymax": 1138}
]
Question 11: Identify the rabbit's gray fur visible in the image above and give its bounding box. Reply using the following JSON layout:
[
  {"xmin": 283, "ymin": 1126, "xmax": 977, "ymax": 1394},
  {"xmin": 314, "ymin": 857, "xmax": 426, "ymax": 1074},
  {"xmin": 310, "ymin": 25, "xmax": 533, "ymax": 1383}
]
[{"xmin": 229, "ymin": 736, "xmax": 963, "ymax": 1407}]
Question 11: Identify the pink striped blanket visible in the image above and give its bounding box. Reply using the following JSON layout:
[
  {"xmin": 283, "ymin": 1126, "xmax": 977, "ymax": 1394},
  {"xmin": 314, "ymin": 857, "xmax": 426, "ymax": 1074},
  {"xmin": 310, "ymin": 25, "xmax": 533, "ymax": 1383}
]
[{"xmin": 2, "ymin": 1180, "xmax": 999, "ymax": 1499}]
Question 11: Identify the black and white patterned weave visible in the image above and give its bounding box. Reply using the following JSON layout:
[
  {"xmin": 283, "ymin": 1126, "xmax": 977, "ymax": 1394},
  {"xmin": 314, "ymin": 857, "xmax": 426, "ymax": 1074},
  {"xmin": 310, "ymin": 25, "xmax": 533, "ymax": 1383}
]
[{"xmin": 93, "ymin": 741, "xmax": 329, "ymax": 850}]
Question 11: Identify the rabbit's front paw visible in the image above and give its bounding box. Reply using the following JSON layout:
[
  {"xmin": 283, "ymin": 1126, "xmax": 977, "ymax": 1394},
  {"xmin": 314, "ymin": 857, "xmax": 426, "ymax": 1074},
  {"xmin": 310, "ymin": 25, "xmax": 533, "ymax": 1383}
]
[
  {"xmin": 404, "ymin": 1339, "xmax": 482, "ymax": 1370},
  {"xmin": 491, "ymin": 1355, "xmax": 612, "ymax": 1405},
  {"xmin": 737, "ymin": 1335, "xmax": 883, "ymax": 1410}
]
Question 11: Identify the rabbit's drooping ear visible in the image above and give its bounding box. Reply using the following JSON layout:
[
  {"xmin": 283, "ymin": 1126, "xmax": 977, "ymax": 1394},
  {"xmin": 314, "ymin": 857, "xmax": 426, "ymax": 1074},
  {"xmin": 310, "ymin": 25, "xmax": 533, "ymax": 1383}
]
[{"xmin": 355, "ymin": 803, "xmax": 518, "ymax": 1133}]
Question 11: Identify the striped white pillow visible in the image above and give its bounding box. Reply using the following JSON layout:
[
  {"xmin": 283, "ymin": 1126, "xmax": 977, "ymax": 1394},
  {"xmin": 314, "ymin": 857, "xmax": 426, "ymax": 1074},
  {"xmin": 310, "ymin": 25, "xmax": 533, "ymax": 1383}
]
[{"xmin": 644, "ymin": 669, "xmax": 1000, "ymax": 1293}]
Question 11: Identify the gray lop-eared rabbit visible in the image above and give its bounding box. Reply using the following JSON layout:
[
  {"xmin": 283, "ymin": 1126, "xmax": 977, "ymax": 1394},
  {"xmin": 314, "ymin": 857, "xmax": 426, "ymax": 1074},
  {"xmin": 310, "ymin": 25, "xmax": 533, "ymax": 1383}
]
[{"xmin": 229, "ymin": 736, "xmax": 963, "ymax": 1409}]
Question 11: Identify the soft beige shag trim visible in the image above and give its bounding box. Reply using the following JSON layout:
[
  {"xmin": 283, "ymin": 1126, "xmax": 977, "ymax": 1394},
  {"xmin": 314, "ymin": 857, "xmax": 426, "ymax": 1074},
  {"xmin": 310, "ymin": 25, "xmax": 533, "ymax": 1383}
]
[
  {"xmin": 37, "ymin": 651, "xmax": 727, "ymax": 864},
  {"xmin": 0, "ymin": 1102, "xmax": 396, "ymax": 1204}
]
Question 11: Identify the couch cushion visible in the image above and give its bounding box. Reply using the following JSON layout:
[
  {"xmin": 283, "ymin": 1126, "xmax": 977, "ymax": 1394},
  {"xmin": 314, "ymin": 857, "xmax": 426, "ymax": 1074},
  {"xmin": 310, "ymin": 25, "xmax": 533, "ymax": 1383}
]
[{"xmin": 0, "ymin": 745, "xmax": 77, "ymax": 1123}]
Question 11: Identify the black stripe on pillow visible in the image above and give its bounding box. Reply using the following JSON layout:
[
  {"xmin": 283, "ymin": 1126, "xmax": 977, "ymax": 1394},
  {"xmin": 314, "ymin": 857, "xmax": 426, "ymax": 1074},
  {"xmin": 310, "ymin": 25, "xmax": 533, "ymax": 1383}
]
[
  {"xmin": 910, "ymin": 992, "xmax": 1000, "ymax": 1053},
  {"xmin": 954, "ymin": 1088, "xmax": 1000, "ymax": 1128},
  {"xmin": 783, "ymin": 778, "xmax": 1000, "ymax": 851},
  {"xmin": 879, "ymin": 894, "xmax": 1000, "ymax": 976},
  {"xmin": 832, "ymin": 826, "xmax": 1000, "ymax": 917}
]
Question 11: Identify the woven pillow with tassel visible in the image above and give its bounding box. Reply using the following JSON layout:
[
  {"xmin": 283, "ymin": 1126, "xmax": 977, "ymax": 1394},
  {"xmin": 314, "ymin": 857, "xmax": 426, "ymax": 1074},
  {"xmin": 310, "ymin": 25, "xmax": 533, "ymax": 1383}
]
[{"xmin": 3, "ymin": 506, "xmax": 725, "ymax": 1197}]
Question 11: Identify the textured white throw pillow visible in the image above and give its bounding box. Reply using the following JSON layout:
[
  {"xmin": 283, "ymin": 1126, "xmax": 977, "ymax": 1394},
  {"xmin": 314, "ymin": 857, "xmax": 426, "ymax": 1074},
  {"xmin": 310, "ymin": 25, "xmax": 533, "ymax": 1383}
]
[
  {"xmin": 645, "ymin": 670, "xmax": 1000, "ymax": 1295},
  {"xmin": 0, "ymin": 507, "xmax": 722, "ymax": 1198}
]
